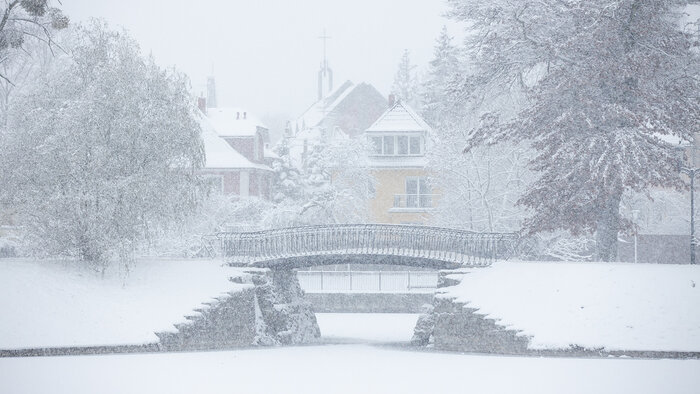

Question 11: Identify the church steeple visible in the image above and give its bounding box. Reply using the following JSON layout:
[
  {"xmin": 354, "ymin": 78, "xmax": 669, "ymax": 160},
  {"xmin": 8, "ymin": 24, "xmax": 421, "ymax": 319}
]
[
  {"xmin": 317, "ymin": 29, "xmax": 333, "ymax": 100},
  {"xmin": 206, "ymin": 75, "xmax": 217, "ymax": 109}
]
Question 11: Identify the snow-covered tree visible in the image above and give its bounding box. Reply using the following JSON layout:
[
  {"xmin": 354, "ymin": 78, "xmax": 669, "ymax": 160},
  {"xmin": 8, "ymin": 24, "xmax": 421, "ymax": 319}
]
[
  {"xmin": 422, "ymin": 26, "xmax": 460, "ymax": 130},
  {"xmin": 0, "ymin": 0, "xmax": 68, "ymax": 83},
  {"xmin": 391, "ymin": 49, "xmax": 420, "ymax": 109},
  {"xmin": 270, "ymin": 135, "xmax": 375, "ymax": 226},
  {"xmin": 423, "ymin": 25, "xmax": 532, "ymax": 234},
  {"xmin": 270, "ymin": 136, "xmax": 304, "ymax": 204},
  {"xmin": 449, "ymin": 0, "xmax": 700, "ymax": 260},
  {"xmin": 0, "ymin": 21, "xmax": 204, "ymax": 269},
  {"xmin": 430, "ymin": 140, "xmax": 530, "ymax": 232}
]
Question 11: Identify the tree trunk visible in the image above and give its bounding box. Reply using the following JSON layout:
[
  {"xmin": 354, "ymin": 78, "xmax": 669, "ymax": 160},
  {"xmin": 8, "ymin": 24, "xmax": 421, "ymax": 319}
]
[{"xmin": 594, "ymin": 193, "xmax": 622, "ymax": 262}]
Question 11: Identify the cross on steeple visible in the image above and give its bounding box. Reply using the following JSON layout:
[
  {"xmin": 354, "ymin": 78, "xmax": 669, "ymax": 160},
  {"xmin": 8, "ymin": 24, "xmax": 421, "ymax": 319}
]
[
  {"xmin": 317, "ymin": 28, "xmax": 333, "ymax": 100},
  {"xmin": 318, "ymin": 29, "xmax": 332, "ymax": 70}
]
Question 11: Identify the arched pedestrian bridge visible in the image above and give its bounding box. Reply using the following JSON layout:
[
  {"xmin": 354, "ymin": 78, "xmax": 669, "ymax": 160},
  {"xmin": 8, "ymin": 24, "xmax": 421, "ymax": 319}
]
[{"xmin": 219, "ymin": 224, "xmax": 518, "ymax": 269}]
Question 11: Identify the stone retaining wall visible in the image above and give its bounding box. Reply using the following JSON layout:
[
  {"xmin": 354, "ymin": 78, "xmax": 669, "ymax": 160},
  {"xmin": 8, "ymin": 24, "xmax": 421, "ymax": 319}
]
[
  {"xmin": 412, "ymin": 269, "xmax": 530, "ymax": 354},
  {"xmin": 156, "ymin": 268, "xmax": 320, "ymax": 351}
]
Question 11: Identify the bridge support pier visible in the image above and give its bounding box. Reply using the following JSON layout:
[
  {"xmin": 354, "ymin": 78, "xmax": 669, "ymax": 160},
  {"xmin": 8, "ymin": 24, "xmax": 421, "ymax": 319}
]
[
  {"xmin": 412, "ymin": 269, "xmax": 530, "ymax": 354},
  {"xmin": 156, "ymin": 267, "xmax": 320, "ymax": 351},
  {"xmin": 249, "ymin": 268, "xmax": 320, "ymax": 345}
]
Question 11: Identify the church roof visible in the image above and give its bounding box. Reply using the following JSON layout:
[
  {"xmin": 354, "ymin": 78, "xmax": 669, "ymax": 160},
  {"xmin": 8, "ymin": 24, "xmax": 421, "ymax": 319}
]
[
  {"xmin": 295, "ymin": 80, "xmax": 356, "ymax": 131},
  {"xmin": 365, "ymin": 100, "xmax": 432, "ymax": 133},
  {"xmin": 206, "ymin": 107, "xmax": 267, "ymax": 138}
]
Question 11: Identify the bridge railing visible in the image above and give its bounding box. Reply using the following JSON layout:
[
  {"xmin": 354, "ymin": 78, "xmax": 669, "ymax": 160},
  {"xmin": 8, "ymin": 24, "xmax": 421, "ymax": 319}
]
[
  {"xmin": 218, "ymin": 224, "xmax": 518, "ymax": 267},
  {"xmin": 298, "ymin": 271, "xmax": 439, "ymax": 293}
]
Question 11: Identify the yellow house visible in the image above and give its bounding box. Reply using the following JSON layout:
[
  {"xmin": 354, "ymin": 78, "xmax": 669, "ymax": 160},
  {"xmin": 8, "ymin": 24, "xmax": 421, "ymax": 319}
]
[{"xmin": 364, "ymin": 99, "xmax": 437, "ymax": 224}]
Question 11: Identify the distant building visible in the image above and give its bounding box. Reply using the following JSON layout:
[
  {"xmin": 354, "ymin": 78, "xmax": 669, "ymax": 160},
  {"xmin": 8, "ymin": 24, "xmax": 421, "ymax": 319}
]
[
  {"xmin": 197, "ymin": 77, "xmax": 274, "ymax": 199},
  {"xmin": 287, "ymin": 80, "xmax": 387, "ymax": 167},
  {"xmin": 364, "ymin": 97, "xmax": 437, "ymax": 224}
]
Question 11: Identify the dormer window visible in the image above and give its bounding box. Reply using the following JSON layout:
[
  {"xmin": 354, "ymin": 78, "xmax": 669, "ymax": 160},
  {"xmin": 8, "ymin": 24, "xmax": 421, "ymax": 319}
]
[{"xmin": 369, "ymin": 134, "xmax": 423, "ymax": 156}]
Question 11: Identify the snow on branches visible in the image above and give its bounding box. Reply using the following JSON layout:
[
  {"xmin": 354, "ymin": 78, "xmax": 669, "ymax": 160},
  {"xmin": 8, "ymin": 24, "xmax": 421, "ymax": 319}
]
[
  {"xmin": 448, "ymin": 0, "xmax": 700, "ymax": 260},
  {"xmin": 0, "ymin": 21, "xmax": 204, "ymax": 269}
]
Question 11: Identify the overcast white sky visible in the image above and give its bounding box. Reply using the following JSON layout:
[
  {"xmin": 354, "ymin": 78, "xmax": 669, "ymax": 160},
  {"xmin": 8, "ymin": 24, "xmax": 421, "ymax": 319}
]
[{"xmin": 61, "ymin": 0, "xmax": 460, "ymax": 121}]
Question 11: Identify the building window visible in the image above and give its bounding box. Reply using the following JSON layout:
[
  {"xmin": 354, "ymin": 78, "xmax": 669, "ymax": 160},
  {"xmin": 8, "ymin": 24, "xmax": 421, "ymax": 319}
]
[
  {"xmin": 368, "ymin": 134, "xmax": 423, "ymax": 156},
  {"xmin": 403, "ymin": 176, "xmax": 432, "ymax": 208},
  {"xmin": 383, "ymin": 136, "xmax": 395, "ymax": 155},
  {"xmin": 410, "ymin": 136, "xmax": 421, "ymax": 155},
  {"xmin": 397, "ymin": 136, "xmax": 409, "ymax": 155},
  {"xmin": 371, "ymin": 137, "xmax": 382, "ymax": 155}
]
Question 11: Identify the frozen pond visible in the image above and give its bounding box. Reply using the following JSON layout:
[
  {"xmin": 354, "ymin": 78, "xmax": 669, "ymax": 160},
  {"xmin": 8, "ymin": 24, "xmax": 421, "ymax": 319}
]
[
  {"xmin": 316, "ymin": 313, "xmax": 420, "ymax": 343},
  {"xmin": 2, "ymin": 344, "xmax": 698, "ymax": 394},
  {"xmin": 2, "ymin": 314, "xmax": 699, "ymax": 394}
]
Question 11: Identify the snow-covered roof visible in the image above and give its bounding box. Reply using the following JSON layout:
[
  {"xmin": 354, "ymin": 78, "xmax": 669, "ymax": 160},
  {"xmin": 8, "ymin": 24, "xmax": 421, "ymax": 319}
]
[
  {"xmin": 294, "ymin": 80, "xmax": 356, "ymax": 131},
  {"xmin": 365, "ymin": 101, "xmax": 432, "ymax": 133},
  {"xmin": 206, "ymin": 107, "xmax": 267, "ymax": 138},
  {"xmin": 199, "ymin": 114, "xmax": 271, "ymax": 171}
]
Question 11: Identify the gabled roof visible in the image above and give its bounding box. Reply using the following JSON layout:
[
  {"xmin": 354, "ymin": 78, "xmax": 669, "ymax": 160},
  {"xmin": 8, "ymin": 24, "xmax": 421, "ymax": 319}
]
[
  {"xmin": 199, "ymin": 113, "xmax": 271, "ymax": 171},
  {"xmin": 206, "ymin": 107, "xmax": 267, "ymax": 138},
  {"xmin": 294, "ymin": 80, "xmax": 356, "ymax": 131},
  {"xmin": 293, "ymin": 80, "xmax": 387, "ymax": 140},
  {"xmin": 365, "ymin": 100, "xmax": 432, "ymax": 133}
]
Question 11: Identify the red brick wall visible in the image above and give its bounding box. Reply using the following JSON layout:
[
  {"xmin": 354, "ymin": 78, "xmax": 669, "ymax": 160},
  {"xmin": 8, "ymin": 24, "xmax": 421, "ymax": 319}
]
[
  {"xmin": 224, "ymin": 137, "xmax": 258, "ymax": 163},
  {"xmin": 200, "ymin": 169, "xmax": 271, "ymax": 200},
  {"xmin": 200, "ymin": 169, "xmax": 240, "ymax": 195}
]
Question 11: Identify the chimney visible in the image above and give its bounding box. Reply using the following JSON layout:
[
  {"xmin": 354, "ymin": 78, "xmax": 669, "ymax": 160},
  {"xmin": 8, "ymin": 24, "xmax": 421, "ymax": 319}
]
[
  {"xmin": 388, "ymin": 94, "xmax": 396, "ymax": 108},
  {"xmin": 197, "ymin": 97, "xmax": 207, "ymax": 114},
  {"xmin": 237, "ymin": 112, "xmax": 240, "ymax": 120}
]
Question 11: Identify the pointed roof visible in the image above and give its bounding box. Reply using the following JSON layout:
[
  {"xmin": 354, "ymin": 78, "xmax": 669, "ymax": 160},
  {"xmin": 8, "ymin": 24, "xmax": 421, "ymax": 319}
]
[
  {"xmin": 365, "ymin": 100, "xmax": 432, "ymax": 133},
  {"xmin": 295, "ymin": 80, "xmax": 356, "ymax": 131},
  {"xmin": 199, "ymin": 112, "xmax": 271, "ymax": 171}
]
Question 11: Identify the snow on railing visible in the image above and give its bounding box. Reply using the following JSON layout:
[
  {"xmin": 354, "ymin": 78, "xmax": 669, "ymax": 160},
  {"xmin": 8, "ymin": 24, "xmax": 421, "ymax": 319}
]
[{"xmin": 218, "ymin": 224, "xmax": 518, "ymax": 267}]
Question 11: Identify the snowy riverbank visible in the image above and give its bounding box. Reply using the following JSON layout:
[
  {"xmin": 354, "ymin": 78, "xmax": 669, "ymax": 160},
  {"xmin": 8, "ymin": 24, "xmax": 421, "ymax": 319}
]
[
  {"xmin": 443, "ymin": 261, "xmax": 700, "ymax": 352},
  {"xmin": 0, "ymin": 258, "xmax": 247, "ymax": 349}
]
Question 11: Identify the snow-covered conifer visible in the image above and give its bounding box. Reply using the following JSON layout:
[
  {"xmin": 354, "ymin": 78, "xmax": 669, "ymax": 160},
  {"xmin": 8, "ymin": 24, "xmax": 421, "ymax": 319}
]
[
  {"xmin": 449, "ymin": 0, "xmax": 700, "ymax": 260},
  {"xmin": 422, "ymin": 26, "xmax": 460, "ymax": 130},
  {"xmin": 391, "ymin": 49, "xmax": 420, "ymax": 109}
]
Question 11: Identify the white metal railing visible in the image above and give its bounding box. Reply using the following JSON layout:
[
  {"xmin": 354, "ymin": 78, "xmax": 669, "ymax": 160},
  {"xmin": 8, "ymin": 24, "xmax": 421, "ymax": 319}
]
[
  {"xmin": 297, "ymin": 271, "xmax": 438, "ymax": 293},
  {"xmin": 219, "ymin": 224, "xmax": 519, "ymax": 267},
  {"xmin": 392, "ymin": 194, "xmax": 439, "ymax": 209}
]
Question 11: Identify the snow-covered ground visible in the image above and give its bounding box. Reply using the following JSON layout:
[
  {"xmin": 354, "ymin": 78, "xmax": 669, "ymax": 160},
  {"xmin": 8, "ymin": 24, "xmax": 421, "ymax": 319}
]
[
  {"xmin": 316, "ymin": 313, "xmax": 420, "ymax": 342},
  {"xmin": 1, "ymin": 345, "xmax": 698, "ymax": 394},
  {"xmin": 0, "ymin": 258, "xmax": 245, "ymax": 349},
  {"xmin": 445, "ymin": 262, "xmax": 700, "ymax": 351}
]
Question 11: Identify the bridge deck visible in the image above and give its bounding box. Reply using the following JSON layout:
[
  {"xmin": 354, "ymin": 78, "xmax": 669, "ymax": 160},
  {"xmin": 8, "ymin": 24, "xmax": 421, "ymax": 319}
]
[{"xmin": 219, "ymin": 224, "xmax": 518, "ymax": 268}]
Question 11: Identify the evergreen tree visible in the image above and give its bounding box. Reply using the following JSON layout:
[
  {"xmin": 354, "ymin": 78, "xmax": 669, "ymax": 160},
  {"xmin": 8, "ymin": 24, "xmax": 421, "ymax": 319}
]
[
  {"xmin": 270, "ymin": 134, "xmax": 374, "ymax": 225},
  {"xmin": 422, "ymin": 26, "xmax": 460, "ymax": 129},
  {"xmin": 271, "ymin": 136, "xmax": 304, "ymax": 204},
  {"xmin": 391, "ymin": 49, "xmax": 420, "ymax": 109},
  {"xmin": 449, "ymin": 0, "xmax": 700, "ymax": 261}
]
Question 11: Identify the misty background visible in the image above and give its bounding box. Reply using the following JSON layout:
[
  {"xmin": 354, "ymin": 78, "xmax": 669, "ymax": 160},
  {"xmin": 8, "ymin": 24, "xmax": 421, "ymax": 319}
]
[{"xmin": 61, "ymin": 0, "xmax": 458, "ymax": 131}]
